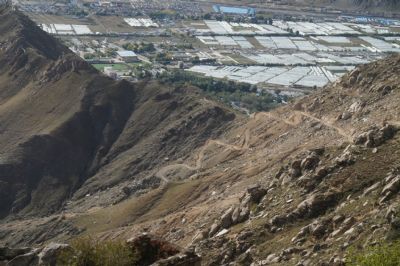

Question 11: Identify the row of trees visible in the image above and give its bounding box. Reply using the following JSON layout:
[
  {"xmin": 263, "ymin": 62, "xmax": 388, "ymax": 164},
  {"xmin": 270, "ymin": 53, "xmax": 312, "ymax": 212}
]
[
  {"xmin": 158, "ymin": 70, "xmax": 283, "ymax": 112},
  {"xmin": 158, "ymin": 70, "xmax": 255, "ymax": 93},
  {"xmin": 153, "ymin": 52, "xmax": 173, "ymax": 64},
  {"xmin": 122, "ymin": 42, "xmax": 155, "ymax": 53},
  {"xmin": 159, "ymin": 43, "xmax": 193, "ymax": 51},
  {"xmin": 84, "ymin": 48, "xmax": 118, "ymax": 59}
]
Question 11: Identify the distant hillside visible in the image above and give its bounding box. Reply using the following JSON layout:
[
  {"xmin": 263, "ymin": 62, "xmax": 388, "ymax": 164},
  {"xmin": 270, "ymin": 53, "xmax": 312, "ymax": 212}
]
[
  {"xmin": 351, "ymin": 0, "xmax": 399, "ymax": 8},
  {"xmin": 294, "ymin": 0, "xmax": 400, "ymax": 14}
]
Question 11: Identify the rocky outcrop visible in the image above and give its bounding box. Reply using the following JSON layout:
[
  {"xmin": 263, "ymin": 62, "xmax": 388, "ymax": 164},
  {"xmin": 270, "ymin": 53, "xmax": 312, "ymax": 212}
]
[
  {"xmin": 285, "ymin": 149, "xmax": 325, "ymax": 185},
  {"xmin": 0, "ymin": 247, "xmax": 32, "ymax": 261},
  {"xmin": 0, "ymin": 243, "xmax": 70, "ymax": 266},
  {"xmin": 354, "ymin": 124, "xmax": 398, "ymax": 148},
  {"xmin": 293, "ymin": 192, "xmax": 340, "ymax": 219},
  {"xmin": 6, "ymin": 249, "xmax": 40, "ymax": 266},
  {"xmin": 151, "ymin": 249, "xmax": 201, "ymax": 266},
  {"xmin": 330, "ymin": 217, "xmax": 357, "ymax": 238},
  {"xmin": 271, "ymin": 191, "xmax": 341, "ymax": 227},
  {"xmin": 246, "ymin": 185, "xmax": 267, "ymax": 204},
  {"xmin": 38, "ymin": 243, "xmax": 71, "ymax": 266},
  {"xmin": 334, "ymin": 145, "xmax": 356, "ymax": 166},
  {"xmin": 380, "ymin": 170, "xmax": 400, "ymax": 203},
  {"xmin": 208, "ymin": 185, "xmax": 267, "ymax": 237}
]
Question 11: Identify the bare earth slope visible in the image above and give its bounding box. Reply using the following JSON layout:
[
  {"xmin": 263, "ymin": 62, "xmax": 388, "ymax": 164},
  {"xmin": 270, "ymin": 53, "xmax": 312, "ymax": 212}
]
[
  {"xmin": 31, "ymin": 55, "xmax": 399, "ymax": 264},
  {"xmin": 66, "ymin": 53, "xmax": 400, "ymax": 265},
  {"xmin": 0, "ymin": 6, "xmax": 236, "ymax": 222}
]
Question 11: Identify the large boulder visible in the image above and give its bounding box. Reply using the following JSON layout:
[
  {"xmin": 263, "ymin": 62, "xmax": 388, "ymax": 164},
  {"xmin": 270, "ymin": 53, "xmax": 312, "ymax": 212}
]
[
  {"xmin": 335, "ymin": 146, "xmax": 356, "ymax": 166},
  {"xmin": 348, "ymin": 100, "xmax": 364, "ymax": 113},
  {"xmin": 151, "ymin": 249, "xmax": 201, "ymax": 266},
  {"xmin": 292, "ymin": 225, "xmax": 310, "ymax": 243},
  {"xmin": 246, "ymin": 185, "xmax": 267, "ymax": 204},
  {"xmin": 380, "ymin": 176, "xmax": 400, "ymax": 203},
  {"xmin": 382, "ymin": 176, "xmax": 400, "ymax": 195},
  {"xmin": 262, "ymin": 253, "xmax": 281, "ymax": 264},
  {"xmin": 209, "ymin": 222, "xmax": 221, "ymax": 237},
  {"xmin": 220, "ymin": 207, "xmax": 234, "ymax": 229},
  {"xmin": 238, "ymin": 205, "xmax": 250, "ymax": 223},
  {"xmin": 231, "ymin": 206, "xmax": 240, "ymax": 225},
  {"xmin": 301, "ymin": 154, "xmax": 320, "ymax": 171},
  {"xmin": 270, "ymin": 215, "xmax": 287, "ymax": 226},
  {"xmin": 38, "ymin": 243, "xmax": 71, "ymax": 266},
  {"xmin": 7, "ymin": 249, "xmax": 40, "ymax": 266},
  {"xmin": 354, "ymin": 124, "xmax": 398, "ymax": 148},
  {"xmin": 0, "ymin": 247, "xmax": 32, "ymax": 261},
  {"xmin": 309, "ymin": 219, "xmax": 331, "ymax": 239},
  {"xmin": 293, "ymin": 192, "xmax": 340, "ymax": 219},
  {"xmin": 297, "ymin": 167, "xmax": 330, "ymax": 192},
  {"xmin": 289, "ymin": 160, "xmax": 302, "ymax": 178}
]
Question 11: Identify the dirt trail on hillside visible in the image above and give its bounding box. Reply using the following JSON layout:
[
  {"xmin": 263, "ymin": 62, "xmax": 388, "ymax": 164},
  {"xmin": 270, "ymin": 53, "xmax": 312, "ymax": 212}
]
[
  {"xmin": 155, "ymin": 107, "xmax": 356, "ymax": 183},
  {"xmin": 255, "ymin": 112, "xmax": 299, "ymax": 126},
  {"xmin": 255, "ymin": 110, "xmax": 352, "ymax": 141},
  {"xmin": 294, "ymin": 111, "xmax": 353, "ymax": 141},
  {"xmin": 155, "ymin": 129, "xmax": 250, "ymax": 182}
]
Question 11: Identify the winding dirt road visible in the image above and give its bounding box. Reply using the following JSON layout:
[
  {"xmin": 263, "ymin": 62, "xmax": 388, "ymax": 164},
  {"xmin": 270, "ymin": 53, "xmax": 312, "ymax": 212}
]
[
  {"xmin": 255, "ymin": 112, "xmax": 298, "ymax": 126},
  {"xmin": 294, "ymin": 111, "xmax": 353, "ymax": 142},
  {"xmin": 155, "ymin": 108, "xmax": 356, "ymax": 182},
  {"xmin": 155, "ymin": 128, "xmax": 250, "ymax": 182}
]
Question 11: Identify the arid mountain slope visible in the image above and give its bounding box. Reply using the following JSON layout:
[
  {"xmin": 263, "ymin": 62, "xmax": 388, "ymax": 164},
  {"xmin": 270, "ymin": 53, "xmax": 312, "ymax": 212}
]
[
  {"xmin": 0, "ymin": 5, "xmax": 236, "ymax": 220},
  {"xmin": 2, "ymin": 53, "xmax": 398, "ymax": 263},
  {"xmin": 20, "ymin": 54, "xmax": 397, "ymax": 264},
  {"xmin": 1, "ymin": 4, "xmax": 400, "ymax": 266}
]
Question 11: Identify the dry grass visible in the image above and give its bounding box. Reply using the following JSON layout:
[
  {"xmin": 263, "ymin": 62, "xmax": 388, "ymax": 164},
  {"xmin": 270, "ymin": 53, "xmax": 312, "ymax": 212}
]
[
  {"xmin": 73, "ymin": 181, "xmax": 203, "ymax": 235},
  {"xmin": 58, "ymin": 237, "xmax": 138, "ymax": 266}
]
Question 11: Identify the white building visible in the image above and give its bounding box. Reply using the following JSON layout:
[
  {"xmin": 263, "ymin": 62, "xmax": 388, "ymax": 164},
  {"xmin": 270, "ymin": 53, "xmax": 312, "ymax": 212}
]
[{"xmin": 116, "ymin": 50, "xmax": 139, "ymax": 63}]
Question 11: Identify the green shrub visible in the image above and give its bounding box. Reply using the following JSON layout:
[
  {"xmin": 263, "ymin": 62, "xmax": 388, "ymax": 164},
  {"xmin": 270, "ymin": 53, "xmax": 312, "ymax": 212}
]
[
  {"xmin": 57, "ymin": 237, "xmax": 139, "ymax": 266},
  {"xmin": 347, "ymin": 241, "xmax": 400, "ymax": 266}
]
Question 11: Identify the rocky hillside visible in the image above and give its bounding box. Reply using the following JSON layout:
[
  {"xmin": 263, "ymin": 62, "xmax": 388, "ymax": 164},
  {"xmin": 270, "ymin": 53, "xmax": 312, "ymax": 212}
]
[
  {"xmin": 1, "ymin": 3, "xmax": 400, "ymax": 266},
  {"xmin": 3, "ymin": 51, "xmax": 399, "ymax": 265},
  {"xmin": 52, "ymin": 55, "xmax": 400, "ymax": 264},
  {"xmin": 186, "ymin": 54, "xmax": 400, "ymax": 265},
  {"xmin": 0, "ymin": 4, "xmax": 235, "ymax": 222}
]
